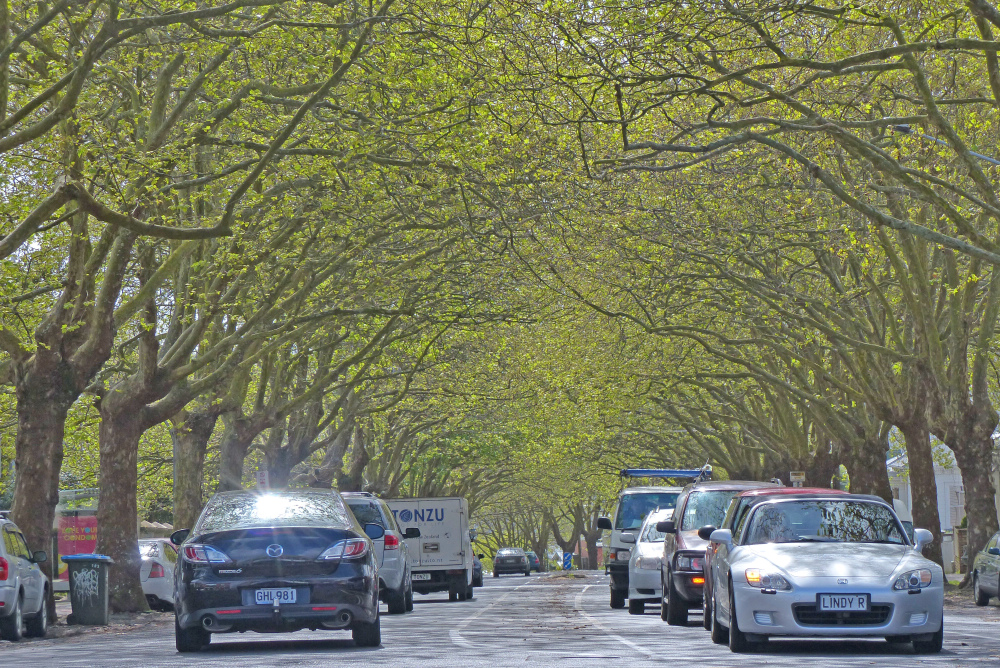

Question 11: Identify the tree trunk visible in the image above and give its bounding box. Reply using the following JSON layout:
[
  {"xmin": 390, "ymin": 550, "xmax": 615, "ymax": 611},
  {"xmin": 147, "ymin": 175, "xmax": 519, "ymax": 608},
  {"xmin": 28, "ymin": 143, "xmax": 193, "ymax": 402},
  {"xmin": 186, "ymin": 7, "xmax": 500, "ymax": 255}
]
[
  {"xmin": 846, "ymin": 437, "xmax": 893, "ymax": 503},
  {"xmin": 10, "ymin": 383, "xmax": 73, "ymax": 620},
  {"xmin": 583, "ymin": 530, "xmax": 600, "ymax": 570},
  {"xmin": 94, "ymin": 395, "xmax": 148, "ymax": 612},
  {"xmin": 899, "ymin": 422, "xmax": 944, "ymax": 569},
  {"xmin": 171, "ymin": 411, "xmax": 219, "ymax": 529},
  {"xmin": 947, "ymin": 431, "xmax": 1000, "ymax": 584},
  {"xmin": 218, "ymin": 415, "xmax": 255, "ymax": 492}
]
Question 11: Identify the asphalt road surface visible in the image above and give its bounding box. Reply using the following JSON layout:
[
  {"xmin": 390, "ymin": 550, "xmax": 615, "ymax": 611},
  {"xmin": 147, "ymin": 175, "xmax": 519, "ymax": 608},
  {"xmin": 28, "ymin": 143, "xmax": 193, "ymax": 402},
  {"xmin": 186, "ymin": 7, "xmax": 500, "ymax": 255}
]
[{"xmin": 1, "ymin": 572, "xmax": 998, "ymax": 666}]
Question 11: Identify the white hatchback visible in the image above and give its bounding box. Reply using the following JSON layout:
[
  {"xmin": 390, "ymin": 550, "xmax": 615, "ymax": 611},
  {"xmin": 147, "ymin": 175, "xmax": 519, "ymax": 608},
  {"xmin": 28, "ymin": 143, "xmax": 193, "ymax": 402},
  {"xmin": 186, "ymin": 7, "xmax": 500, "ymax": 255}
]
[
  {"xmin": 626, "ymin": 508, "xmax": 674, "ymax": 614},
  {"xmin": 139, "ymin": 539, "xmax": 178, "ymax": 610}
]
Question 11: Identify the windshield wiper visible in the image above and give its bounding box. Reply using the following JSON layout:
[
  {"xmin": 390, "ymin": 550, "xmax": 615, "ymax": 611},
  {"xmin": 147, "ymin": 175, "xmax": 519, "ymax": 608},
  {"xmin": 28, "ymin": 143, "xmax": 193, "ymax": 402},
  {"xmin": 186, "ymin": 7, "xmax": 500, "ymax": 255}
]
[{"xmin": 794, "ymin": 536, "xmax": 840, "ymax": 542}]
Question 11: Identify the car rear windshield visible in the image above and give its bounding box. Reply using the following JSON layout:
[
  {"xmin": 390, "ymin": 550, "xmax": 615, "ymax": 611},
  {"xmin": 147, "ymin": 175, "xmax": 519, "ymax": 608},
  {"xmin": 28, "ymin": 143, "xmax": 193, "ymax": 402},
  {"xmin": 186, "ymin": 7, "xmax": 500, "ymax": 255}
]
[
  {"xmin": 497, "ymin": 548, "xmax": 523, "ymax": 556},
  {"xmin": 680, "ymin": 490, "xmax": 741, "ymax": 531},
  {"xmin": 195, "ymin": 492, "xmax": 353, "ymax": 534},
  {"xmin": 138, "ymin": 542, "xmax": 159, "ymax": 558},
  {"xmin": 745, "ymin": 500, "xmax": 907, "ymax": 545},
  {"xmin": 614, "ymin": 492, "xmax": 679, "ymax": 530},
  {"xmin": 346, "ymin": 501, "xmax": 384, "ymax": 527}
]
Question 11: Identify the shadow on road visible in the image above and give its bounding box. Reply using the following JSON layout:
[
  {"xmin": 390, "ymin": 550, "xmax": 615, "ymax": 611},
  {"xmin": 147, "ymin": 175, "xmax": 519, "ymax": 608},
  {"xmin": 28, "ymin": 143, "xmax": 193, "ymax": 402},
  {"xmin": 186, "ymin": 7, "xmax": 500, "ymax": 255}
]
[{"xmin": 199, "ymin": 637, "xmax": 382, "ymax": 654}]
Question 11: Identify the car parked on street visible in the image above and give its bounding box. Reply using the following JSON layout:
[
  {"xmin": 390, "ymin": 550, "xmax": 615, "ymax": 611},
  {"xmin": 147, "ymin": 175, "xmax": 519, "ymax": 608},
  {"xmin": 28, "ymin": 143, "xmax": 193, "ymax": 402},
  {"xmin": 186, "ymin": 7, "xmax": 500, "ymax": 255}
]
[
  {"xmin": 493, "ymin": 547, "xmax": 530, "ymax": 576},
  {"xmin": 972, "ymin": 530, "xmax": 1000, "ymax": 606},
  {"xmin": 0, "ymin": 514, "xmax": 49, "ymax": 641},
  {"xmin": 708, "ymin": 493, "xmax": 943, "ymax": 653},
  {"xmin": 658, "ymin": 480, "xmax": 779, "ymax": 625},
  {"xmin": 525, "ymin": 550, "xmax": 541, "ymax": 572},
  {"xmin": 343, "ymin": 492, "xmax": 419, "ymax": 614},
  {"xmin": 626, "ymin": 508, "xmax": 673, "ymax": 614},
  {"xmin": 139, "ymin": 538, "xmax": 178, "ymax": 611},
  {"xmin": 171, "ymin": 489, "xmax": 384, "ymax": 652},
  {"xmin": 698, "ymin": 486, "xmax": 850, "ymax": 632}
]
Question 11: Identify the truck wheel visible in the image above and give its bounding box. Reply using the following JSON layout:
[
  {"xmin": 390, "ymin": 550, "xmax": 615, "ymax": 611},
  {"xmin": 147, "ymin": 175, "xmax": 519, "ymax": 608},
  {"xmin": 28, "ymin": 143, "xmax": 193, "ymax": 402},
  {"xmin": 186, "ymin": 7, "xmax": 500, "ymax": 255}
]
[
  {"xmin": 610, "ymin": 588, "xmax": 625, "ymax": 609},
  {"xmin": 449, "ymin": 590, "xmax": 458, "ymax": 602},
  {"xmin": 465, "ymin": 584, "xmax": 474, "ymax": 599}
]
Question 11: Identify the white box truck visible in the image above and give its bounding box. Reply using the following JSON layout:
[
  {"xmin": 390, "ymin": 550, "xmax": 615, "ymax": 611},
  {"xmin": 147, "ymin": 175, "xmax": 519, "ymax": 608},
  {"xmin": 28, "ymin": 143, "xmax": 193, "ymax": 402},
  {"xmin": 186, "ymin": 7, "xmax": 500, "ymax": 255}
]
[{"xmin": 386, "ymin": 497, "xmax": 474, "ymax": 601}]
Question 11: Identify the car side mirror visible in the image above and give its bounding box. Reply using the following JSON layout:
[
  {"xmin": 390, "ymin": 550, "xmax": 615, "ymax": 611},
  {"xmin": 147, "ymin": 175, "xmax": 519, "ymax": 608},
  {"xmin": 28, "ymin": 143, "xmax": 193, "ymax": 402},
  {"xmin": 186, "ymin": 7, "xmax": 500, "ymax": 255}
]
[
  {"xmin": 989, "ymin": 547, "xmax": 1000, "ymax": 556},
  {"xmin": 655, "ymin": 520, "xmax": 676, "ymax": 534},
  {"xmin": 697, "ymin": 525, "xmax": 717, "ymax": 541},
  {"xmin": 478, "ymin": 553, "xmax": 485, "ymax": 560},
  {"xmin": 32, "ymin": 551, "xmax": 47, "ymax": 564},
  {"xmin": 597, "ymin": 517, "xmax": 612, "ymax": 531},
  {"xmin": 364, "ymin": 523, "xmax": 386, "ymax": 540},
  {"xmin": 170, "ymin": 529, "xmax": 191, "ymax": 546},
  {"xmin": 403, "ymin": 527, "xmax": 420, "ymax": 539},
  {"xmin": 470, "ymin": 529, "xmax": 478, "ymax": 540},
  {"xmin": 709, "ymin": 529, "xmax": 733, "ymax": 548},
  {"xmin": 619, "ymin": 532, "xmax": 636, "ymax": 544},
  {"xmin": 912, "ymin": 528, "xmax": 933, "ymax": 552}
]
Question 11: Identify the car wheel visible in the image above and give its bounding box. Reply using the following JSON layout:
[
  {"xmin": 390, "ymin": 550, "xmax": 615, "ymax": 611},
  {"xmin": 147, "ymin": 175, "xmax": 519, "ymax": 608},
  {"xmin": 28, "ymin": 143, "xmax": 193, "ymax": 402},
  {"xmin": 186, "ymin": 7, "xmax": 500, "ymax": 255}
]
[
  {"xmin": 710, "ymin": 591, "xmax": 728, "ymax": 645},
  {"xmin": 665, "ymin": 571, "xmax": 686, "ymax": 626},
  {"xmin": 610, "ymin": 588, "xmax": 626, "ymax": 609},
  {"xmin": 493, "ymin": 571, "xmax": 499, "ymax": 578},
  {"xmin": 466, "ymin": 584, "xmax": 474, "ymax": 599},
  {"xmin": 405, "ymin": 579, "xmax": 414, "ymax": 612},
  {"xmin": 174, "ymin": 615, "xmax": 210, "ymax": 652},
  {"xmin": 912, "ymin": 620, "xmax": 943, "ymax": 654},
  {"xmin": 25, "ymin": 592, "xmax": 48, "ymax": 638},
  {"xmin": 660, "ymin": 575, "xmax": 670, "ymax": 622},
  {"xmin": 386, "ymin": 582, "xmax": 407, "ymax": 615},
  {"xmin": 0, "ymin": 593, "xmax": 23, "ymax": 642},
  {"xmin": 524, "ymin": 570, "xmax": 530, "ymax": 576},
  {"xmin": 628, "ymin": 598, "xmax": 644, "ymax": 615},
  {"xmin": 728, "ymin": 585, "xmax": 751, "ymax": 653},
  {"xmin": 973, "ymin": 573, "xmax": 990, "ymax": 606},
  {"xmin": 352, "ymin": 611, "xmax": 381, "ymax": 647},
  {"xmin": 703, "ymin": 585, "xmax": 712, "ymax": 630}
]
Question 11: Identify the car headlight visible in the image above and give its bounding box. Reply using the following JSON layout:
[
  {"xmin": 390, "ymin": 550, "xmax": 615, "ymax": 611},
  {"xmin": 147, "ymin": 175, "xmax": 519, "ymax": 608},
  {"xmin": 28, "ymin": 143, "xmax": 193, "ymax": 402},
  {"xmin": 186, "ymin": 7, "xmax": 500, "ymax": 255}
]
[
  {"xmin": 675, "ymin": 554, "xmax": 705, "ymax": 571},
  {"xmin": 635, "ymin": 556, "xmax": 662, "ymax": 570},
  {"xmin": 745, "ymin": 568, "xmax": 791, "ymax": 591},
  {"xmin": 893, "ymin": 569, "xmax": 932, "ymax": 590}
]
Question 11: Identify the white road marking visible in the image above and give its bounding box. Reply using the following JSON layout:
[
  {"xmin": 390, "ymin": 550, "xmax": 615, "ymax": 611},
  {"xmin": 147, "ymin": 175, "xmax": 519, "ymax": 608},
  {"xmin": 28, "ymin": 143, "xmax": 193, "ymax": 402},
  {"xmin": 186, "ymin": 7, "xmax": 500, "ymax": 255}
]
[{"xmin": 573, "ymin": 584, "xmax": 657, "ymax": 658}]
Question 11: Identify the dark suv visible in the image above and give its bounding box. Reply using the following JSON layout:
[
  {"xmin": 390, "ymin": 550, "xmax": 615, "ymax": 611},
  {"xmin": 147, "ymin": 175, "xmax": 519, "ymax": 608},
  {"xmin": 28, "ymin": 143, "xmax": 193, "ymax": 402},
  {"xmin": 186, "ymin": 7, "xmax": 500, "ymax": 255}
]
[
  {"xmin": 492, "ymin": 548, "xmax": 530, "ymax": 576},
  {"xmin": 171, "ymin": 490, "xmax": 384, "ymax": 651},
  {"xmin": 658, "ymin": 481, "xmax": 779, "ymax": 625}
]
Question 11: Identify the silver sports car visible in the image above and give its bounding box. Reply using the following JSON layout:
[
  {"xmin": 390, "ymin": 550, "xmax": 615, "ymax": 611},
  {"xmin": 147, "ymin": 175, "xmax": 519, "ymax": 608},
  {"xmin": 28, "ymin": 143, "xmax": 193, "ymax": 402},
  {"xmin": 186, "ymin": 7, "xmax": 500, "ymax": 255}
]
[{"xmin": 709, "ymin": 494, "xmax": 943, "ymax": 653}]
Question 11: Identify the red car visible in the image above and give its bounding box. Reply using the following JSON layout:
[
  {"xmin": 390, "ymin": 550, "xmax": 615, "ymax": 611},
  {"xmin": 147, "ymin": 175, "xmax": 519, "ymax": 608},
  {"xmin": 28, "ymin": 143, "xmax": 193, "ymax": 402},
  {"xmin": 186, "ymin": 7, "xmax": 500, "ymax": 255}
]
[{"xmin": 697, "ymin": 487, "xmax": 851, "ymax": 632}]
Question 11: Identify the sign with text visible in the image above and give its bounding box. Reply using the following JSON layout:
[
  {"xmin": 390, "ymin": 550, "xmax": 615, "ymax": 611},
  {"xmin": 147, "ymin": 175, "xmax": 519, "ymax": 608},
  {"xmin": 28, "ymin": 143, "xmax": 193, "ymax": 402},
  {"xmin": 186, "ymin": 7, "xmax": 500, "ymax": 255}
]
[{"xmin": 57, "ymin": 514, "xmax": 98, "ymax": 580}]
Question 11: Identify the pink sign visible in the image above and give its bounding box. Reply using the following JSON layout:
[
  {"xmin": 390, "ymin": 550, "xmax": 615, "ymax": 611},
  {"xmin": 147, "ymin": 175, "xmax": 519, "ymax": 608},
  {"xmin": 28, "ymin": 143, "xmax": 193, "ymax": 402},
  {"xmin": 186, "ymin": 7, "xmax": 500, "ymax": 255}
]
[{"xmin": 57, "ymin": 514, "xmax": 98, "ymax": 580}]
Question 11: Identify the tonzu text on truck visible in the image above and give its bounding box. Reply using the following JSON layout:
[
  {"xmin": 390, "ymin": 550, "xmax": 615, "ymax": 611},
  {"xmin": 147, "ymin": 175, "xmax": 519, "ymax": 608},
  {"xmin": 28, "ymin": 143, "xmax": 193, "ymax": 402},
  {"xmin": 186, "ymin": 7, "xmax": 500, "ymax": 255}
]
[{"xmin": 386, "ymin": 497, "xmax": 475, "ymax": 602}]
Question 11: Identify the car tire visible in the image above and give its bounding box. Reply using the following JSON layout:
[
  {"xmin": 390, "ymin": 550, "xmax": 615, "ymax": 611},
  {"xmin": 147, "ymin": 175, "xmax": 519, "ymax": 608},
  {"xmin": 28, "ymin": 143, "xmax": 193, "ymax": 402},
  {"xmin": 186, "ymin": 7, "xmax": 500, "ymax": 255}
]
[
  {"xmin": 912, "ymin": 621, "xmax": 943, "ymax": 654},
  {"xmin": 386, "ymin": 583, "xmax": 407, "ymax": 615},
  {"xmin": 466, "ymin": 584, "xmax": 474, "ymax": 599},
  {"xmin": 405, "ymin": 579, "xmax": 414, "ymax": 612},
  {"xmin": 703, "ymin": 586, "xmax": 712, "ymax": 630},
  {"xmin": 665, "ymin": 571, "xmax": 686, "ymax": 626},
  {"xmin": 973, "ymin": 573, "xmax": 990, "ymax": 606},
  {"xmin": 610, "ymin": 588, "xmax": 626, "ymax": 609},
  {"xmin": 524, "ymin": 570, "xmax": 530, "ymax": 576},
  {"xmin": 728, "ymin": 585, "xmax": 751, "ymax": 653},
  {"xmin": 352, "ymin": 612, "xmax": 381, "ymax": 647},
  {"xmin": 710, "ymin": 592, "xmax": 728, "ymax": 645},
  {"xmin": 174, "ymin": 615, "xmax": 210, "ymax": 652},
  {"xmin": 628, "ymin": 598, "xmax": 644, "ymax": 614},
  {"xmin": 493, "ymin": 571, "xmax": 499, "ymax": 578},
  {"xmin": 449, "ymin": 590, "xmax": 458, "ymax": 602},
  {"xmin": 660, "ymin": 576, "xmax": 670, "ymax": 622},
  {"xmin": 0, "ymin": 593, "xmax": 24, "ymax": 642},
  {"xmin": 25, "ymin": 592, "xmax": 48, "ymax": 638}
]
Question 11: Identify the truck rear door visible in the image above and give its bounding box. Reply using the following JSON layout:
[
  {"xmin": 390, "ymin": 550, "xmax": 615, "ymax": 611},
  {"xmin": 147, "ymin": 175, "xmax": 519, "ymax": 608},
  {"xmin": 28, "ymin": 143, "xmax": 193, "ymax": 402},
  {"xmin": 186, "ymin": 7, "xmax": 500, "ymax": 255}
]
[{"xmin": 391, "ymin": 499, "xmax": 465, "ymax": 568}]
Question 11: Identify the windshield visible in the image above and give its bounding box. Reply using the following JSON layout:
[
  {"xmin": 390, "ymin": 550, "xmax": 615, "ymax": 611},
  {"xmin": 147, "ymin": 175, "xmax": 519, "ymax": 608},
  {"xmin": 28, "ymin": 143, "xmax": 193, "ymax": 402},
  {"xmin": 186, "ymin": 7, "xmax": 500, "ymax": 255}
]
[
  {"xmin": 614, "ymin": 492, "xmax": 679, "ymax": 530},
  {"xmin": 745, "ymin": 500, "xmax": 907, "ymax": 545},
  {"xmin": 138, "ymin": 542, "xmax": 159, "ymax": 558},
  {"xmin": 681, "ymin": 490, "xmax": 741, "ymax": 531},
  {"xmin": 195, "ymin": 491, "xmax": 353, "ymax": 534},
  {"xmin": 641, "ymin": 522, "xmax": 667, "ymax": 542}
]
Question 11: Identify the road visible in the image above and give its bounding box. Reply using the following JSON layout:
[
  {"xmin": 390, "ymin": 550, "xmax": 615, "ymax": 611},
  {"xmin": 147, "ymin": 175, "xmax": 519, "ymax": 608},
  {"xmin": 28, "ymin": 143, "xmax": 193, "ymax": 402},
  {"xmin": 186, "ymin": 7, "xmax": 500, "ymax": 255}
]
[{"xmin": 1, "ymin": 572, "xmax": 997, "ymax": 666}]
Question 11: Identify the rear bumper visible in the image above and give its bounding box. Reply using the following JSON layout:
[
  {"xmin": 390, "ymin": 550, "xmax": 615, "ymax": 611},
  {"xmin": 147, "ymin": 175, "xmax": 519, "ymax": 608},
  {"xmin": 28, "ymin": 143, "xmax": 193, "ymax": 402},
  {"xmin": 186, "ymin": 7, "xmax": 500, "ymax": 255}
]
[
  {"xmin": 672, "ymin": 570, "xmax": 705, "ymax": 603},
  {"xmin": 494, "ymin": 562, "xmax": 528, "ymax": 575},
  {"xmin": 180, "ymin": 601, "xmax": 376, "ymax": 633},
  {"xmin": 0, "ymin": 585, "xmax": 16, "ymax": 615},
  {"xmin": 411, "ymin": 570, "xmax": 467, "ymax": 593}
]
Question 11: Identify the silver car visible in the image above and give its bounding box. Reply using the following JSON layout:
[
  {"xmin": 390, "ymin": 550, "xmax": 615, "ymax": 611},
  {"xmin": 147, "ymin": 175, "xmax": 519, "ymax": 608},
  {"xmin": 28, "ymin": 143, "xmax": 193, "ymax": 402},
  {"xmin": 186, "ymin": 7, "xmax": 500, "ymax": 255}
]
[
  {"xmin": 343, "ymin": 492, "xmax": 417, "ymax": 614},
  {"xmin": 709, "ymin": 494, "xmax": 943, "ymax": 653},
  {"xmin": 0, "ymin": 515, "xmax": 49, "ymax": 641},
  {"xmin": 139, "ymin": 539, "xmax": 178, "ymax": 610},
  {"xmin": 626, "ymin": 508, "xmax": 673, "ymax": 614}
]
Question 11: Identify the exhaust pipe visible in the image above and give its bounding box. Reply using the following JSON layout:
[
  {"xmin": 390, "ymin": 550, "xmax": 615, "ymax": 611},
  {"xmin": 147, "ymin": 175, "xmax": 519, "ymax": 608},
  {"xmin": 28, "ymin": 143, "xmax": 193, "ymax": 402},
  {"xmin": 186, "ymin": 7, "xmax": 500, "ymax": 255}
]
[
  {"xmin": 321, "ymin": 611, "xmax": 353, "ymax": 629},
  {"xmin": 201, "ymin": 615, "xmax": 233, "ymax": 632},
  {"xmin": 202, "ymin": 615, "xmax": 216, "ymax": 629}
]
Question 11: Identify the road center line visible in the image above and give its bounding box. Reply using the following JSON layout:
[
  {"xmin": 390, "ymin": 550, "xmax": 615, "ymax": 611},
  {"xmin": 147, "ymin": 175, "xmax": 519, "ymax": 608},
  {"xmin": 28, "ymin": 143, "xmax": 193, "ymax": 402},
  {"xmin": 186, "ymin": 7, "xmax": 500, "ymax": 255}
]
[
  {"xmin": 449, "ymin": 580, "xmax": 543, "ymax": 648},
  {"xmin": 573, "ymin": 584, "xmax": 657, "ymax": 658}
]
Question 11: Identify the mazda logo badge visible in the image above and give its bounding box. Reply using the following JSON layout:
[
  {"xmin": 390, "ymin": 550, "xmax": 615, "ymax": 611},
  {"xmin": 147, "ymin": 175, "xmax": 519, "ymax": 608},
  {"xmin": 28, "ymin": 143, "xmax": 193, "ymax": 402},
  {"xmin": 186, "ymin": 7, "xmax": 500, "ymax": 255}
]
[
  {"xmin": 266, "ymin": 544, "xmax": 284, "ymax": 558},
  {"xmin": 838, "ymin": 578, "xmax": 848, "ymax": 585}
]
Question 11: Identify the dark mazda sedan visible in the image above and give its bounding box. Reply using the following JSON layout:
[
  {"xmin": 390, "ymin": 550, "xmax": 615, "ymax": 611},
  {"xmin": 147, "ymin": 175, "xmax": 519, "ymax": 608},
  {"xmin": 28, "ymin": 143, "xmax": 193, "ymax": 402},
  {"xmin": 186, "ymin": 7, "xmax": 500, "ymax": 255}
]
[{"xmin": 171, "ymin": 489, "xmax": 383, "ymax": 652}]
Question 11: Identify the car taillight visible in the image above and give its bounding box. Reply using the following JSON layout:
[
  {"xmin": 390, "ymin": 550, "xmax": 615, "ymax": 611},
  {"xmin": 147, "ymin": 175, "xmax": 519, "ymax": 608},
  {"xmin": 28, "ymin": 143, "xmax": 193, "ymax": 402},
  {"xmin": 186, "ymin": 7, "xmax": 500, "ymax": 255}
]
[
  {"xmin": 384, "ymin": 534, "xmax": 400, "ymax": 550},
  {"xmin": 149, "ymin": 562, "xmax": 166, "ymax": 578},
  {"xmin": 0, "ymin": 557, "xmax": 8, "ymax": 581},
  {"xmin": 183, "ymin": 544, "xmax": 233, "ymax": 564},
  {"xmin": 318, "ymin": 538, "xmax": 369, "ymax": 560}
]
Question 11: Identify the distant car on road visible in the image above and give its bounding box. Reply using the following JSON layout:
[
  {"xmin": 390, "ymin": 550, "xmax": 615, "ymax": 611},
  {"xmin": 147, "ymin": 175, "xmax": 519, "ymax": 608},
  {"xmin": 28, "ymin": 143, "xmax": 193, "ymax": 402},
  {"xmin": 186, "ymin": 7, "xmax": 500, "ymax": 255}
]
[
  {"xmin": 658, "ymin": 480, "xmax": 779, "ymax": 625},
  {"xmin": 171, "ymin": 489, "xmax": 384, "ymax": 652},
  {"xmin": 493, "ymin": 548, "xmax": 530, "ymax": 576},
  {"xmin": 626, "ymin": 508, "xmax": 673, "ymax": 614},
  {"xmin": 0, "ymin": 515, "xmax": 49, "ymax": 641},
  {"xmin": 342, "ymin": 492, "xmax": 419, "ymax": 614},
  {"xmin": 524, "ymin": 550, "xmax": 541, "ymax": 572},
  {"xmin": 972, "ymin": 530, "xmax": 1000, "ymax": 606},
  {"xmin": 139, "ymin": 538, "xmax": 178, "ymax": 611},
  {"xmin": 708, "ymin": 493, "xmax": 943, "ymax": 653}
]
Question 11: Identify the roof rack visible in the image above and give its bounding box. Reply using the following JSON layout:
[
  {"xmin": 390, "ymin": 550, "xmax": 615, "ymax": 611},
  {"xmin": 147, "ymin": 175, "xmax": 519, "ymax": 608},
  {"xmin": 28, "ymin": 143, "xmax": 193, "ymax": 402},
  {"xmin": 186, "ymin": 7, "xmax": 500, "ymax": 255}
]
[{"xmin": 620, "ymin": 465, "xmax": 713, "ymax": 482}]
